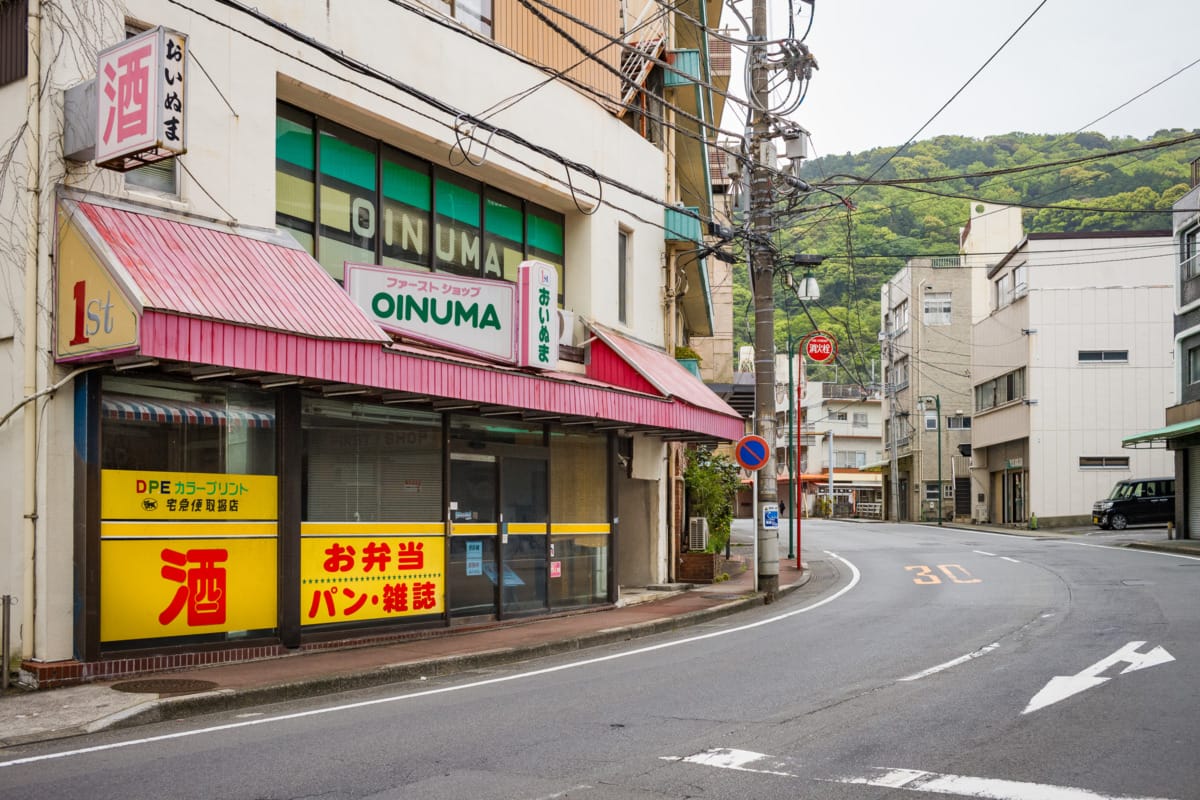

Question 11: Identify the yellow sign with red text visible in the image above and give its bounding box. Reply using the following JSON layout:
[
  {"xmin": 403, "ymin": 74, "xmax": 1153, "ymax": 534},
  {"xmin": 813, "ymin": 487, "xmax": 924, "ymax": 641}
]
[
  {"xmin": 301, "ymin": 523, "xmax": 445, "ymax": 624},
  {"xmin": 99, "ymin": 529, "xmax": 277, "ymax": 642}
]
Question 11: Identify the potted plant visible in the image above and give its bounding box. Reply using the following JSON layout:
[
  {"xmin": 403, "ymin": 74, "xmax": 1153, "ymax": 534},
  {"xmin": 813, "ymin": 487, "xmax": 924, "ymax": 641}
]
[
  {"xmin": 674, "ymin": 345, "xmax": 702, "ymax": 378},
  {"xmin": 679, "ymin": 448, "xmax": 741, "ymax": 582}
]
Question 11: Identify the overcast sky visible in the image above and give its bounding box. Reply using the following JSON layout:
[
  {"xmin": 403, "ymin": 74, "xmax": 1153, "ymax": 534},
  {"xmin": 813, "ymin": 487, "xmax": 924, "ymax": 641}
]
[{"xmin": 723, "ymin": 0, "xmax": 1200, "ymax": 157}]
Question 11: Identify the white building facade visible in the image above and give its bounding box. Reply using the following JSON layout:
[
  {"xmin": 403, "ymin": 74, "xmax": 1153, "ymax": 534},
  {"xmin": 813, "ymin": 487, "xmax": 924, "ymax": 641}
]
[
  {"xmin": 971, "ymin": 230, "xmax": 1175, "ymax": 526},
  {"xmin": 0, "ymin": 0, "xmax": 740, "ymax": 685}
]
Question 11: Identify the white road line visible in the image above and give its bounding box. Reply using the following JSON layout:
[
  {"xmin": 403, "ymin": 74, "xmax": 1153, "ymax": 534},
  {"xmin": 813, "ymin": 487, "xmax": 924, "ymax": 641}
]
[
  {"xmin": 898, "ymin": 642, "xmax": 1000, "ymax": 682},
  {"xmin": 1001, "ymin": 556, "xmax": 1021, "ymax": 563},
  {"xmin": 948, "ymin": 528, "xmax": 1200, "ymax": 562},
  {"xmin": 670, "ymin": 748, "xmax": 1177, "ymax": 800},
  {"xmin": 974, "ymin": 550, "xmax": 996, "ymax": 556},
  {"xmin": 0, "ymin": 553, "xmax": 862, "ymax": 769},
  {"xmin": 832, "ymin": 765, "xmax": 1175, "ymax": 799}
]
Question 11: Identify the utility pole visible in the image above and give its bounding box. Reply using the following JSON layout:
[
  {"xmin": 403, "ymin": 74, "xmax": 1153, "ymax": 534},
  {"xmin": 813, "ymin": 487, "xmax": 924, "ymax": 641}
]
[
  {"xmin": 886, "ymin": 281, "xmax": 901, "ymax": 521},
  {"xmin": 749, "ymin": 0, "xmax": 779, "ymax": 597}
]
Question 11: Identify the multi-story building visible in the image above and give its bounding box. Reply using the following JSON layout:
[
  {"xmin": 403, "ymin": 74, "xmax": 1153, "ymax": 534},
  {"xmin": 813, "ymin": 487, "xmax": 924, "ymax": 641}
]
[
  {"xmin": 1124, "ymin": 159, "xmax": 1200, "ymax": 536},
  {"xmin": 971, "ymin": 223, "xmax": 1175, "ymax": 526},
  {"xmin": 0, "ymin": 0, "xmax": 741, "ymax": 686},
  {"xmin": 798, "ymin": 382, "xmax": 885, "ymax": 518},
  {"xmin": 880, "ymin": 258, "xmax": 975, "ymax": 522}
]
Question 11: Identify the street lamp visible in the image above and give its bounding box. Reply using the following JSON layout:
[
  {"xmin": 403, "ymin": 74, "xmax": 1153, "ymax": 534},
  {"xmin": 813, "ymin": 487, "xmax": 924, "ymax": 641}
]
[
  {"xmin": 786, "ymin": 258, "xmax": 822, "ymax": 562},
  {"xmin": 918, "ymin": 394, "xmax": 943, "ymax": 525}
]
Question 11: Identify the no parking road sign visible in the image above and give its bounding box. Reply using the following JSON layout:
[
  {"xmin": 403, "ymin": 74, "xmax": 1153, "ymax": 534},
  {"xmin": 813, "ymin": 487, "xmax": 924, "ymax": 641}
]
[{"xmin": 735, "ymin": 435, "xmax": 770, "ymax": 472}]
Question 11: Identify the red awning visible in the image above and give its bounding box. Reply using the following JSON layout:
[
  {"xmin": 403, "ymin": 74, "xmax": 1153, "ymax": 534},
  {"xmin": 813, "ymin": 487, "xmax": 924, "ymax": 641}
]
[
  {"xmin": 64, "ymin": 196, "xmax": 387, "ymax": 343},
  {"xmin": 61, "ymin": 193, "xmax": 744, "ymax": 441}
]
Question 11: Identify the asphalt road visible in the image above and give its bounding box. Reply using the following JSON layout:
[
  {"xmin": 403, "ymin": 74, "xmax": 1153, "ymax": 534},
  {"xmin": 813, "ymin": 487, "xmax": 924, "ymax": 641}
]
[{"xmin": 2, "ymin": 520, "xmax": 1196, "ymax": 799}]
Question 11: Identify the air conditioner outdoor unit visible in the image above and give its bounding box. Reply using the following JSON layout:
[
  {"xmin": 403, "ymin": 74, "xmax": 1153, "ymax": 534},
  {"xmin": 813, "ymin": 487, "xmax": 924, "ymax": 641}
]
[
  {"xmin": 558, "ymin": 308, "xmax": 577, "ymax": 347},
  {"xmin": 687, "ymin": 517, "xmax": 709, "ymax": 551},
  {"xmin": 974, "ymin": 504, "xmax": 989, "ymax": 524}
]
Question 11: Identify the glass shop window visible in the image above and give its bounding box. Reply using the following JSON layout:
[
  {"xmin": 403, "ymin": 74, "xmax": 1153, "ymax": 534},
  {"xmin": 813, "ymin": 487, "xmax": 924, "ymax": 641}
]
[{"xmin": 101, "ymin": 376, "xmax": 276, "ymax": 474}]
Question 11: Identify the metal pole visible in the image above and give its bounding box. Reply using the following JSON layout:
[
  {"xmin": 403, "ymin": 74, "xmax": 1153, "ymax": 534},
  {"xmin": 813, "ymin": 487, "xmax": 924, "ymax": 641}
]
[
  {"xmin": 827, "ymin": 430, "xmax": 834, "ymax": 516},
  {"xmin": 936, "ymin": 395, "xmax": 944, "ymax": 525},
  {"xmin": 750, "ymin": 0, "xmax": 779, "ymax": 597},
  {"xmin": 787, "ymin": 336, "xmax": 795, "ymax": 559},
  {"xmin": 2, "ymin": 595, "xmax": 11, "ymax": 691},
  {"xmin": 886, "ymin": 282, "xmax": 901, "ymax": 521},
  {"xmin": 797, "ymin": 371, "xmax": 803, "ymax": 568}
]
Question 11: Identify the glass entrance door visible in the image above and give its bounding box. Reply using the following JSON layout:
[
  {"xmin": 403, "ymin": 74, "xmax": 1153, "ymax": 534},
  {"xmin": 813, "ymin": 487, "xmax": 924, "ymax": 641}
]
[
  {"xmin": 499, "ymin": 457, "xmax": 548, "ymax": 614},
  {"xmin": 448, "ymin": 454, "xmax": 498, "ymax": 617},
  {"xmin": 448, "ymin": 453, "xmax": 548, "ymax": 618}
]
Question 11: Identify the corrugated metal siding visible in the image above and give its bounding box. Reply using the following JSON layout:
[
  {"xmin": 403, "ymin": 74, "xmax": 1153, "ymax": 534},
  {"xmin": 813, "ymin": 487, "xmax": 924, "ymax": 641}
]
[
  {"xmin": 587, "ymin": 322, "xmax": 739, "ymax": 416},
  {"xmin": 495, "ymin": 0, "xmax": 620, "ymax": 105},
  {"xmin": 588, "ymin": 339, "xmax": 660, "ymax": 396},
  {"xmin": 0, "ymin": 0, "xmax": 28, "ymax": 86},
  {"xmin": 138, "ymin": 313, "xmax": 744, "ymax": 439},
  {"xmin": 72, "ymin": 199, "xmax": 388, "ymax": 343}
]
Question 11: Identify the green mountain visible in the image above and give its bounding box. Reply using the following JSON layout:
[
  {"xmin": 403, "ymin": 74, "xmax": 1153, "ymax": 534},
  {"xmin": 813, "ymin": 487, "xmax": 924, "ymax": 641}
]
[{"xmin": 730, "ymin": 129, "xmax": 1200, "ymax": 386}]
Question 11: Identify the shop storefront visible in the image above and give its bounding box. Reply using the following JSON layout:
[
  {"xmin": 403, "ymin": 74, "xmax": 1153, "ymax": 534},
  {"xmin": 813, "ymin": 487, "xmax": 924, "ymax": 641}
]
[{"xmin": 50, "ymin": 190, "xmax": 740, "ymax": 676}]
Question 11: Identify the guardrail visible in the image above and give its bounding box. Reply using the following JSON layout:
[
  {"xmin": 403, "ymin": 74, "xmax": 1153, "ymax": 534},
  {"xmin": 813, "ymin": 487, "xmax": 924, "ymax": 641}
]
[{"xmin": 856, "ymin": 502, "xmax": 882, "ymax": 519}]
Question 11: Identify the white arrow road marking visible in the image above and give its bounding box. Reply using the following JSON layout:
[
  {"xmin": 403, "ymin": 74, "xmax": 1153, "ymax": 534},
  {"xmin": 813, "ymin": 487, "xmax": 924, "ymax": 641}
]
[
  {"xmin": 1023, "ymin": 641, "xmax": 1175, "ymax": 714},
  {"xmin": 667, "ymin": 748, "xmax": 1178, "ymax": 800}
]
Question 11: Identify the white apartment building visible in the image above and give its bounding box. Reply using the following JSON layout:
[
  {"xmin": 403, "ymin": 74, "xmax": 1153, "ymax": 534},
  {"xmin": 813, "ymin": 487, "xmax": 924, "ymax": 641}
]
[
  {"xmin": 799, "ymin": 382, "xmax": 884, "ymax": 518},
  {"xmin": 971, "ymin": 222, "xmax": 1175, "ymax": 526}
]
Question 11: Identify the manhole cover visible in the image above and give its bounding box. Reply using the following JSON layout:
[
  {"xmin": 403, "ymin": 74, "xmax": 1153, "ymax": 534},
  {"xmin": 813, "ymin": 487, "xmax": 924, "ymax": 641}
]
[{"xmin": 110, "ymin": 678, "xmax": 218, "ymax": 695}]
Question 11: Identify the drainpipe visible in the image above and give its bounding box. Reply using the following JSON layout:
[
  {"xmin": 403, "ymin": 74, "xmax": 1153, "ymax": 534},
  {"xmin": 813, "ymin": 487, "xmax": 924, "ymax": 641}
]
[{"xmin": 22, "ymin": 0, "xmax": 43, "ymax": 662}]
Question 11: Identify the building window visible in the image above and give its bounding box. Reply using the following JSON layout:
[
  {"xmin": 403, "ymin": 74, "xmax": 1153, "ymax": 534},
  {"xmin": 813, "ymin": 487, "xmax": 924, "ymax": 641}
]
[
  {"xmin": 975, "ymin": 367, "xmax": 1026, "ymax": 412},
  {"xmin": 889, "ymin": 358, "xmax": 909, "ymax": 391},
  {"xmin": 924, "ymin": 410, "xmax": 938, "ymax": 430},
  {"xmin": 276, "ymin": 102, "xmax": 565, "ymax": 301},
  {"xmin": 995, "ymin": 272, "xmax": 1014, "ymax": 309},
  {"xmin": 1079, "ymin": 350, "xmax": 1128, "ymax": 363},
  {"xmin": 101, "ymin": 376, "xmax": 276, "ymax": 474},
  {"xmin": 943, "ymin": 483, "xmax": 954, "ymax": 499},
  {"xmin": 303, "ymin": 399, "xmax": 443, "ymax": 522},
  {"xmin": 431, "ymin": 0, "xmax": 493, "ymax": 37},
  {"xmin": 924, "ymin": 482, "xmax": 941, "ymax": 501},
  {"xmin": 617, "ymin": 229, "xmax": 629, "ymax": 324},
  {"xmin": 1013, "ymin": 264, "xmax": 1028, "ymax": 298},
  {"xmin": 888, "ymin": 300, "xmax": 909, "ymax": 334},
  {"xmin": 852, "ymin": 412, "xmax": 868, "ymax": 428},
  {"xmin": 1189, "ymin": 344, "xmax": 1200, "ymax": 385},
  {"xmin": 947, "ymin": 415, "xmax": 971, "ymax": 430},
  {"xmin": 832, "ymin": 412, "xmax": 848, "ymax": 421},
  {"xmin": 923, "ymin": 292, "xmax": 952, "ymax": 325},
  {"xmin": 834, "ymin": 451, "xmax": 866, "ymax": 468},
  {"xmin": 1079, "ymin": 456, "xmax": 1130, "ymax": 470},
  {"xmin": 1183, "ymin": 227, "xmax": 1200, "ymax": 280}
]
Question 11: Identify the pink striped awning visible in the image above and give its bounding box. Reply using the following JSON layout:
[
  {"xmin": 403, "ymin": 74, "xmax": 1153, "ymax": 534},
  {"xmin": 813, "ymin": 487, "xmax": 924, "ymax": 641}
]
[
  {"xmin": 63, "ymin": 195, "xmax": 387, "ymax": 343},
  {"xmin": 58, "ymin": 193, "xmax": 743, "ymax": 441}
]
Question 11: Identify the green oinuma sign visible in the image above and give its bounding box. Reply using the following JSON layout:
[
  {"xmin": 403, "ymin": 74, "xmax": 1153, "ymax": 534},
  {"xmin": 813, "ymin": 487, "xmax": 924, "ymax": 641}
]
[{"xmin": 345, "ymin": 263, "xmax": 517, "ymax": 362}]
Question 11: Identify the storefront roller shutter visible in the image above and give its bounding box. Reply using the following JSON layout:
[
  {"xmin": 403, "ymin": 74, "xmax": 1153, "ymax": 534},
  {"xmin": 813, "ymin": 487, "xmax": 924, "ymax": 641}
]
[{"xmin": 1188, "ymin": 448, "xmax": 1200, "ymax": 537}]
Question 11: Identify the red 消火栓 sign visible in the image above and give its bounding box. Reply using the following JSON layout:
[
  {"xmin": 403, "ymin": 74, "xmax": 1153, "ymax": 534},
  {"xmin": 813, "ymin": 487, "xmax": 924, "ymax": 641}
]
[
  {"xmin": 95, "ymin": 26, "xmax": 188, "ymax": 171},
  {"xmin": 804, "ymin": 331, "xmax": 838, "ymax": 364}
]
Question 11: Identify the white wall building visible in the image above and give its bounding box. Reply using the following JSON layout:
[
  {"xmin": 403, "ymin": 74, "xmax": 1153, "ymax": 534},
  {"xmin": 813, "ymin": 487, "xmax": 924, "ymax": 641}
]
[
  {"xmin": 971, "ymin": 229, "xmax": 1175, "ymax": 525},
  {"xmin": 0, "ymin": 0, "xmax": 740, "ymax": 685}
]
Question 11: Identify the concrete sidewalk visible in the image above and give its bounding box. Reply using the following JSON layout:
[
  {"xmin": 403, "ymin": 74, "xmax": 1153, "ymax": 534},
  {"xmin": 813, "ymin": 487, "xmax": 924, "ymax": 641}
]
[{"xmin": 0, "ymin": 553, "xmax": 813, "ymax": 748}]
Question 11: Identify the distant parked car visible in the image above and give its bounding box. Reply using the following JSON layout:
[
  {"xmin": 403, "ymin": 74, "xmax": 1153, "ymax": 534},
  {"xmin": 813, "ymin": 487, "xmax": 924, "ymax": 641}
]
[{"xmin": 1092, "ymin": 477, "xmax": 1175, "ymax": 530}]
